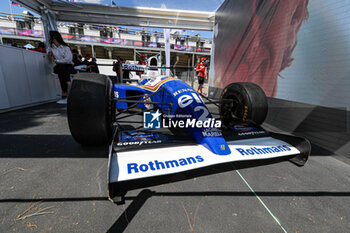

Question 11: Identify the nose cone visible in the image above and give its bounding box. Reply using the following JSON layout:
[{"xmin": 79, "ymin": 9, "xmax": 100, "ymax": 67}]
[{"xmin": 200, "ymin": 136, "xmax": 231, "ymax": 156}]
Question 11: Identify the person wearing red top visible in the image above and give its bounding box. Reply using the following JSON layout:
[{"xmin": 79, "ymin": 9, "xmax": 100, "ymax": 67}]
[
  {"xmin": 31, "ymin": 42, "xmax": 46, "ymax": 53},
  {"xmin": 196, "ymin": 57, "xmax": 207, "ymax": 95},
  {"xmin": 137, "ymin": 54, "xmax": 147, "ymax": 76},
  {"xmin": 138, "ymin": 54, "xmax": 147, "ymax": 65}
]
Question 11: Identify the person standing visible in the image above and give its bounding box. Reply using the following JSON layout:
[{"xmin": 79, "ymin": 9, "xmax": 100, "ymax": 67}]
[
  {"xmin": 113, "ymin": 56, "xmax": 122, "ymax": 81},
  {"xmin": 196, "ymin": 57, "xmax": 207, "ymax": 95},
  {"xmin": 122, "ymin": 60, "xmax": 131, "ymax": 81},
  {"xmin": 71, "ymin": 49, "xmax": 82, "ymax": 66},
  {"xmin": 88, "ymin": 57, "xmax": 100, "ymax": 73},
  {"xmin": 47, "ymin": 30, "xmax": 74, "ymax": 104},
  {"xmin": 82, "ymin": 53, "xmax": 91, "ymax": 66},
  {"xmin": 137, "ymin": 54, "xmax": 147, "ymax": 77}
]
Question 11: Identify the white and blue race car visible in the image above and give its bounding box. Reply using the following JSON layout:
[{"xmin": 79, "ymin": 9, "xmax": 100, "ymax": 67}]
[{"xmin": 67, "ymin": 57, "xmax": 310, "ymax": 203}]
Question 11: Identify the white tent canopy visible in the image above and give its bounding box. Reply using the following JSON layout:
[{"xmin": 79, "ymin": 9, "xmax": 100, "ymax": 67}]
[{"xmin": 15, "ymin": 0, "xmax": 215, "ymax": 31}]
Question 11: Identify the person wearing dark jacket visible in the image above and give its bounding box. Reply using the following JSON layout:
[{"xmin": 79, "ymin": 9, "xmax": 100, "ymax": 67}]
[
  {"xmin": 88, "ymin": 57, "xmax": 100, "ymax": 73},
  {"xmin": 71, "ymin": 49, "xmax": 82, "ymax": 66}
]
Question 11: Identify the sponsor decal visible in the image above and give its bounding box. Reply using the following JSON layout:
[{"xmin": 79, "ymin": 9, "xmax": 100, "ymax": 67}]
[
  {"xmin": 242, "ymin": 106, "xmax": 248, "ymax": 121},
  {"xmin": 232, "ymin": 125, "xmax": 259, "ymax": 132},
  {"xmin": 236, "ymin": 145, "xmax": 291, "ymax": 156},
  {"xmin": 127, "ymin": 155, "xmax": 204, "ymax": 174},
  {"xmin": 143, "ymin": 110, "xmax": 161, "ymax": 129},
  {"xmin": 177, "ymin": 92, "xmax": 203, "ymax": 108},
  {"xmin": 114, "ymin": 91, "xmax": 119, "ymax": 98},
  {"xmin": 236, "ymin": 131, "xmax": 266, "ymax": 136},
  {"xmin": 117, "ymin": 140, "xmax": 162, "ymax": 146},
  {"xmin": 202, "ymin": 128, "xmax": 222, "ymax": 137},
  {"xmin": 122, "ymin": 64, "xmax": 145, "ymax": 71},
  {"xmin": 121, "ymin": 131, "xmax": 159, "ymax": 141},
  {"xmin": 232, "ymin": 125, "xmax": 266, "ymax": 136},
  {"xmin": 173, "ymin": 88, "xmax": 193, "ymax": 97}
]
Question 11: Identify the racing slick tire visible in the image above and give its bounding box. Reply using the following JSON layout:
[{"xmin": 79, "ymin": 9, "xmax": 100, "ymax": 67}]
[
  {"xmin": 67, "ymin": 73, "xmax": 114, "ymax": 145},
  {"xmin": 219, "ymin": 82, "xmax": 268, "ymax": 125}
]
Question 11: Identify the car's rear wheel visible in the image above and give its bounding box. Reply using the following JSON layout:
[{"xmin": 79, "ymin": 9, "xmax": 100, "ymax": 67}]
[
  {"xmin": 219, "ymin": 82, "xmax": 268, "ymax": 125},
  {"xmin": 67, "ymin": 73, "xmax": 114, "ymax": 145}
]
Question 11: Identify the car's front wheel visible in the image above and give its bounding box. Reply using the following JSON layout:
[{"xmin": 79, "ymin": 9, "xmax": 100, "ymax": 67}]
[
  {"xmin": 67, "ymin": 73, "xmax": 114, "ymax": 145},
  {"xmin": 219, "ymin": 82, "xmax": 268, "ymax": 125}
]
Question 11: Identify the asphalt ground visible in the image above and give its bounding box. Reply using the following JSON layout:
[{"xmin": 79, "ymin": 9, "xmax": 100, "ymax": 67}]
[{"xmin": 0, "ymin": 103, "xmax": 350, "ymax": 233}]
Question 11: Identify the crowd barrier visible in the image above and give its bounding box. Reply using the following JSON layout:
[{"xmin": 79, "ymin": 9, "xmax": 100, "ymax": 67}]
[{"xmin": 0, "ymin": 45, "xmax": 61, "ymax": 112}]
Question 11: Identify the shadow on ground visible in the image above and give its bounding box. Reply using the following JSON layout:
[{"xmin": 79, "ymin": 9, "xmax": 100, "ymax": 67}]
[
  {"xmin": 107, "ymin": 187, "xmax": 350, "ymax": 233},
  {"xmin": 0, "ymin": 103, "xmax": 67, "ymax": 134},
  {"xmin": 1, "ymin": 189, "xmax": 349, "ymax": 233},
  {"xmin": 0, "ymin": 134, "xmax": 108, "ymax": 158}
]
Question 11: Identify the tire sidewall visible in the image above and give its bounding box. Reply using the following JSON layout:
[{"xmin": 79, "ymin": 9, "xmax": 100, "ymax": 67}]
[{"xmin": 220, "ymin": 82, "xmax": 268, "ymax": 125}]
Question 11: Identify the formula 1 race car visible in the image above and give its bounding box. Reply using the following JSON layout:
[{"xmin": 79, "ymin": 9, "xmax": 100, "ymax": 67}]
[{"xmin": 67, "ymin": 57, "xmax": 311, "ymax": 204}]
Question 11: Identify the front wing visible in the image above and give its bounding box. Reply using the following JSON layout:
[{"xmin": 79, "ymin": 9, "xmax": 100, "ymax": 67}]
[{"xmin": 107, "ymin": 126, "xmax": 310, "ymax": 203}]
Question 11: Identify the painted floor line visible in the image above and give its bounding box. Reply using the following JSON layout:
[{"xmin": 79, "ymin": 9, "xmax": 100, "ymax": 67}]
[{"xmin": 234, "ymin": 169, "xmax": 288, "ymax": 233}]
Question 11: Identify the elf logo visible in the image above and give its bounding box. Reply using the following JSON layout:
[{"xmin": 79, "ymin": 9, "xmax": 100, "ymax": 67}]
[
  {"xmin": 177, "ymin": 92, "xmax": 210, "ymax": 121},
  {"xmin": 177, "ymin": 92, "xmax": 203, "ymax": 108}
]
